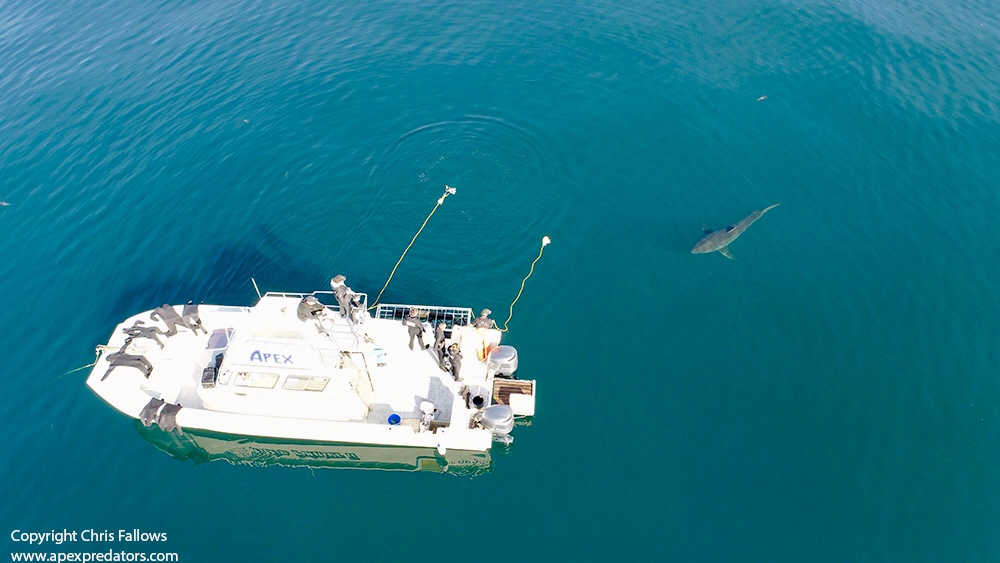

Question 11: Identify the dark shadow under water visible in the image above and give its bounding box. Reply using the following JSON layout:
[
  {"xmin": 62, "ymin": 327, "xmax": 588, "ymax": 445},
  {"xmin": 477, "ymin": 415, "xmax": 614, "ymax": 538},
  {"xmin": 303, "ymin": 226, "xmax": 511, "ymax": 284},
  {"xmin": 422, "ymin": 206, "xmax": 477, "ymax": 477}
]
[{"xmin": 101, "ymin": 226, "xmax": 331, "ymax": 326}]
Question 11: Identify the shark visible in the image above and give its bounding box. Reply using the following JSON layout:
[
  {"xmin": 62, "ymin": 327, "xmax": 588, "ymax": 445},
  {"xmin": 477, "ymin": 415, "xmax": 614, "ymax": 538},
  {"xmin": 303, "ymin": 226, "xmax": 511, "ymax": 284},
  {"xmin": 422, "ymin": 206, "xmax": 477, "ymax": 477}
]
[{"xmin": 691, "ymin": 203, "xmax": 780, "ymax": 259}]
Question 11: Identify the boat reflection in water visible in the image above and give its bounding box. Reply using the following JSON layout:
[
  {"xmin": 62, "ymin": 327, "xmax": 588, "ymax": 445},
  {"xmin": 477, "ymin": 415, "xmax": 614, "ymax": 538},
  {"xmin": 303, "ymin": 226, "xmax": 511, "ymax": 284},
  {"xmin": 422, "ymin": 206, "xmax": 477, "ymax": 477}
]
[{"xmin": 133, "ymin": 421, "xmax": 493, "ymax": 477}]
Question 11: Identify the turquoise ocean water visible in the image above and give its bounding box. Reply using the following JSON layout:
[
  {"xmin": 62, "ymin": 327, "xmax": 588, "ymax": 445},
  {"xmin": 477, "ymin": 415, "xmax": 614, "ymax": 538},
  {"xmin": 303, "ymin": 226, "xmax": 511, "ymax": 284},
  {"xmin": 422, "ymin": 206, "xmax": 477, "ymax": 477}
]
[{"xmin": 2, "ymin": 0, "xmax": 999, "ymax": 560}]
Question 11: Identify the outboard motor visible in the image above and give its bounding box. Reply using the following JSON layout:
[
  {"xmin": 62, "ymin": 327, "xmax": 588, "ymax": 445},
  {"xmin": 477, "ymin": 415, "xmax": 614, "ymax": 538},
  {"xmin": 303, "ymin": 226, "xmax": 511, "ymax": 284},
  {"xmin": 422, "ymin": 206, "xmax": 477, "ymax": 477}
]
[
  {"xmin": 486, "ymin": 345, "xmax": 518, "ymax": 377},
  {"xmin": 480, "ymin": 404, "xmax": 514, "ymax": 440}
]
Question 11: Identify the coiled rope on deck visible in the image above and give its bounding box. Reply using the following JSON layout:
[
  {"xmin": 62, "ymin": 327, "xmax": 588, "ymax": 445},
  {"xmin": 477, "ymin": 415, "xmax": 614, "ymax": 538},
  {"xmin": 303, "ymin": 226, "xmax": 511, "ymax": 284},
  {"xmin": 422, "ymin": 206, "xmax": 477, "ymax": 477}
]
[
  {"xmin": 369, "ymin": 185, "xmax": 456, "ymax": 310},
  {"xmin": 498, "ymin": 236, "xmax": 551, "ymax": 332}
]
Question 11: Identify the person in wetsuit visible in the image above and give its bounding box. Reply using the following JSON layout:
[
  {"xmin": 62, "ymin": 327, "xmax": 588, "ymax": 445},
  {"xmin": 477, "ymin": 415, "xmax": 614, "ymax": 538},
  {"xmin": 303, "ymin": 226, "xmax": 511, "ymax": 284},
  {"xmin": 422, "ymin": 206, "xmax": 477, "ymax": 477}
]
[
  {"xmin": 403, "ymin": 308, "xmax": 427, "ymax": 350},
  {"xmin": 433, "ymin": 322, "xmax": 447, "ymax": 368},
  {"xmin": 447, "ymin": 343, "xmax": 463, "ymax": 381},
  {"xmin": 330, "ymin": 275, "xmax": 355, "ymax": 320},
  {"xmin": 473, "ymin": 308, "xmax": 495, "ymax": 329},
  {"xmin": 296, "ymin": 295, "xmax": 325, "ymax": 321}
]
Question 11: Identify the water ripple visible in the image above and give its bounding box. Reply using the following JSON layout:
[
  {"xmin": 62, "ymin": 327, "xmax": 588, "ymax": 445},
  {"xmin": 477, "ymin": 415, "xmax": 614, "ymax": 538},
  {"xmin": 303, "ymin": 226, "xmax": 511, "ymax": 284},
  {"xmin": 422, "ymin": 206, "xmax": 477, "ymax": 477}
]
[{"xmin": 344, "ymin": 112, "xmax": 575, "ymax": 299}]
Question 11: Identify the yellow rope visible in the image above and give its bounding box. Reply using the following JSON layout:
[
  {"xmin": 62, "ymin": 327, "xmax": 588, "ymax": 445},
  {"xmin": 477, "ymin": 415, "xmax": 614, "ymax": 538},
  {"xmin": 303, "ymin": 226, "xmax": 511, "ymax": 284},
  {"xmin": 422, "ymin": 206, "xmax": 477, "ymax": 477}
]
[
  {"xmin": 369, "ymin": 186, "xmax": 456, "ymax": 310},
  {"xmin": 498, "ymin": 236, "xmax": 551, "ymax": 332}
]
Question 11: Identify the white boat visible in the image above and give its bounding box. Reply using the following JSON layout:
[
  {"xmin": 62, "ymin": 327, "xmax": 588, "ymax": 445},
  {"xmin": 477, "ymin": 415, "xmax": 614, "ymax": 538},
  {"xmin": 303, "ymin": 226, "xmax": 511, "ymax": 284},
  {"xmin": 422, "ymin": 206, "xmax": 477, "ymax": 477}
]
[{"xmin": 86, "ymin": 288, "xmax": 537, "ymax": 454}]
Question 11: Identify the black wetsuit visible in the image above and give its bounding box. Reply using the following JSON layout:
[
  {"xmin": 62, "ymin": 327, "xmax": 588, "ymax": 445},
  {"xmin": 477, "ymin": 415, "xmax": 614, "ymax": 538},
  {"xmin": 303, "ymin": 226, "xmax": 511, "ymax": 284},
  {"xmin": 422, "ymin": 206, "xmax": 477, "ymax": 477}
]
[
  {"xmin": 101, "ymin": 341, "xmax": 153, "ymax": 380},
  {"xmin": 150, "ymin": 304, "xmax": 187, "ymax": 336},
  {"xmin": 122, "ymin": 321, "xmax": 166, "ymax": 349},
  {"xmin": 182, "ymin": 301, "xmax": 207, "ymax": 335}
]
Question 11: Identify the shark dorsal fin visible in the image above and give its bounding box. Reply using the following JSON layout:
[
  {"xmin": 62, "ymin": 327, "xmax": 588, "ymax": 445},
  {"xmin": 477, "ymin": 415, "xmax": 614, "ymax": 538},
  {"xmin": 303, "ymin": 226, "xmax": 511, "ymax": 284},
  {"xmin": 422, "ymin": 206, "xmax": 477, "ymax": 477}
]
[
  {"xmin": 702, "ymin": 223, "xmax": 713, "ymax": 234},
  {"xmin": 725, "ymin": 225, "xmax": 736, "ymax": 232}
]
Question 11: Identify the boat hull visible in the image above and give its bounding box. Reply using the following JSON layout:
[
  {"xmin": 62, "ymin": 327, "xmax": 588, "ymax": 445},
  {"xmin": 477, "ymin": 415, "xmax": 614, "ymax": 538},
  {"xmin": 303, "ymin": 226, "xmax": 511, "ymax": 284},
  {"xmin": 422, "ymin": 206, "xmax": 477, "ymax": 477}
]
[{"xmin": 133, "ymin": 422, "xmax": 493, "ymax": 476}]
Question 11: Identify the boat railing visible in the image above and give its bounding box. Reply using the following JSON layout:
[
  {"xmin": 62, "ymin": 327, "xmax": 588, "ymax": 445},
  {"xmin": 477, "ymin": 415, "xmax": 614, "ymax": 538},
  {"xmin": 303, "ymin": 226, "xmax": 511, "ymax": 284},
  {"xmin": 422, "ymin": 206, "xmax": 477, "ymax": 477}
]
[
  {"xmin": 262, "ymin": 291, "xmax": 369, "ymax": 315},
  {"xmin": 259, "ymin": 292, "xmax": 472, "ymax": 327},
  {"xmin": 374, "ymin": 303, "xmax": 474, "ymax": 327}
]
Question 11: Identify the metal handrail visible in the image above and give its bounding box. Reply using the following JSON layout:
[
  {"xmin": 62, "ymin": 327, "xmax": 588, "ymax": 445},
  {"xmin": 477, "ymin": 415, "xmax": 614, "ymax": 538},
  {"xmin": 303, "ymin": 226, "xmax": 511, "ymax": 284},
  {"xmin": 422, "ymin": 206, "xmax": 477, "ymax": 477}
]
[
  {"xmin": 258, "ymin": 292, "xmax": 472, "ymax": 326},
  {"xmin": 262, "ymin": 291, "xmax": 370, "ymax": 314}
]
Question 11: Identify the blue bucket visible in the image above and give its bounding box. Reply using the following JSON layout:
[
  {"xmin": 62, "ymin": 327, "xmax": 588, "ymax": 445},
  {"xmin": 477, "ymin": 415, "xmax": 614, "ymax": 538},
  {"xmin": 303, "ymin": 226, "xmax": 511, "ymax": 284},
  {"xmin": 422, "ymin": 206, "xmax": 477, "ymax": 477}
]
[{"xmin": 387, "ymin": 413, "xmax": 401, "ymax": 425}]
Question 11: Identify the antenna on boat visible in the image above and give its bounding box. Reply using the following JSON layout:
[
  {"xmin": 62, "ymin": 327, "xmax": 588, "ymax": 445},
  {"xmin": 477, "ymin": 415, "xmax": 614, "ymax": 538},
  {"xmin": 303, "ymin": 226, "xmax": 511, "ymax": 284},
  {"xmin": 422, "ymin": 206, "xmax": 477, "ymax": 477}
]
[
  {"xmin": 498, "ymin": 235, "xmax": 551, "ymax": 333},
  {"xmin": 369, "ymin": 185, "xmax": 457, "ymax": 309},
  {"xmin": 251, "ymin": 277, "xmax": 262, "ymax": 300}
]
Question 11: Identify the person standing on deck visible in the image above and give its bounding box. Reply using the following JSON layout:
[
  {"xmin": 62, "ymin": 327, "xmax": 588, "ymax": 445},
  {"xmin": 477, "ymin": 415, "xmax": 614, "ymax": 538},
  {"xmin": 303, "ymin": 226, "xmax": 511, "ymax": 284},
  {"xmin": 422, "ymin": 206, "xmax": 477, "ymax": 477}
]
[
  {"xmin": 330, "ymin": 275, "xmax": 355, "ymax": 320},
  {"xmin": 448, "ymin": 343, "xmax": 463, "ymax": 381},
  {"xmin": 433, "ymin": 322, "xmax": 447, "ymax": 368},
  {"xmin": 403, "ymin": 308, "xmax": 428, "ymax": 350},
  {"xmin": 473, "ymin": 308, "xmax": 495, "ymax": 360}
]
